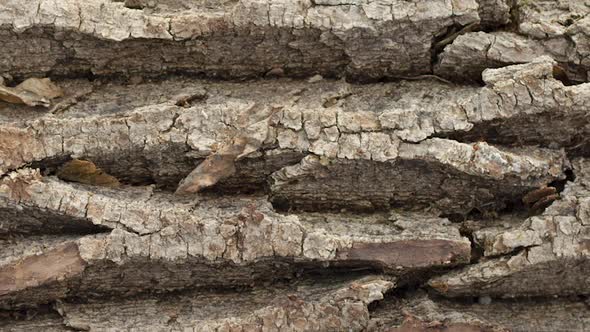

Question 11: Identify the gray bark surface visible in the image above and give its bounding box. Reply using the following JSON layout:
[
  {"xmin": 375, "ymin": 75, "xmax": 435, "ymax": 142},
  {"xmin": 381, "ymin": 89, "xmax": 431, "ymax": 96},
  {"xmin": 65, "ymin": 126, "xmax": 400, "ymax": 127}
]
[{"xmin": 1, "ymin": 0, "xmax": 590, "ymax": 331}]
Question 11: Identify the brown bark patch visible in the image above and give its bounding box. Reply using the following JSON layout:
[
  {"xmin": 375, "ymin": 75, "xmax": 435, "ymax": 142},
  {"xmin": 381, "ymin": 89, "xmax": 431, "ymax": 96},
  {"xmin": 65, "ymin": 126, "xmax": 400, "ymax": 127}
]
[
  {"xmin": 387, "ymin": 320, "xmax": 503, "ymax": 332},
  {"xmin": 57, "ymin": 159, "xmax": 121, "ymax": 188},
  {"xmin": 522, "ymin": 186, "xmax": 557, "ymax": 205},
  {"xmin": 175, "ymin": 136, "xmax": 248, "ymax": 195},
  {"xmin": 0, "ymin": 242, "xmax": 86, "ymax": 296},
  {"xmin": 0, "ymin": 128, "xmax": 41, "ymax": 173},
  {"xmin": 337, "ymin": 240, "xmax": 470, "ymax": 268}
]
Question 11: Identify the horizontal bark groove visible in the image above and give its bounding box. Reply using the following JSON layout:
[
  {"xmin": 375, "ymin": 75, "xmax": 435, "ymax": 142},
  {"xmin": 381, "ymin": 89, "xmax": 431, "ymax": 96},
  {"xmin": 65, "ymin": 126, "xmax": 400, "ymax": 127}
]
[
  {"xmin": 2, "ymin": 275, "xmax": 394, "ymax": 331},
  {"xmin": 1, "ymin": 58, "xmax": 581, "ymax": 215},
  {"xmin": 428, "ymin": 159, "xmax": 590, "ymax": 298},
  {"xmin": 0, "ymin": 0, "xmax": 479, "ymax": 81},
  {"xmin": 0, "ymin": 169, "xmax": 472, "ymax": 306}
]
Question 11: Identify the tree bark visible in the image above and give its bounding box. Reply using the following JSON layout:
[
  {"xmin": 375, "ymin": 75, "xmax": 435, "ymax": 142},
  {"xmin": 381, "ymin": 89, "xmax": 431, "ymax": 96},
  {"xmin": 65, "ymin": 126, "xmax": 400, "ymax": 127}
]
[{"xmin": 1, "ymin": 0, "xmax": 590, "ymax": 331}]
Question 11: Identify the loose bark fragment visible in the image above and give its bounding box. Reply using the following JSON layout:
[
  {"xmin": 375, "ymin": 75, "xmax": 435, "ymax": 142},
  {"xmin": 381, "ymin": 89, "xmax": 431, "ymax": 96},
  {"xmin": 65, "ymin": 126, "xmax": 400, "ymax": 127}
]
[
  {"xmin": 0, "ymin": 78, "xmax": 62, "ymax": 107},
  {"xmin": 0, "ymin": 235, "xmax": 85, "ymax": 267},
  {"xmin": 522, "ymin": 187, "xmax": 557, "ymax": 206},
  {"xmin": 0, "ymin": 87, "xmax": 49, "ymax": 107},
  {"xmin": 15, "ymin": 78, "xmax": 63, "ymax": 100},
  {"xmin": 175, "ymin": 152, "xmax": 239, "ymax": 195},
  {"xmin": 56, "ymin": 159, "xmax": 120, "ymax": 188},
  {"xmin": 529, "ymin": 193, "xmax": 559, "ymax": 213},
  {"xmin": 175, "ymin": 136, "xmax": 255, "ymax": 195},
  {"xmin": 48, "ymin": 86, "xmax": 93, "ymax": 114},
  {"xmin": 172, "ymin": 87, "xmax": 208, "ymax": 107}
]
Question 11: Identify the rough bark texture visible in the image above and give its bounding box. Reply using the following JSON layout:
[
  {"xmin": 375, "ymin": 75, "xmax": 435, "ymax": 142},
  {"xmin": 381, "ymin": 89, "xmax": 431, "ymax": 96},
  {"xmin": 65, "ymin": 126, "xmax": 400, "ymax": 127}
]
[
  {"xmin": 436, "ymin": 1, "xmax": 590, "ymax": 83},
  {"xmin": 0, "ymin": 0, "xmax": 482, "ymax": 81},
  {"xmin": 1, "ymin": 0, "xmax": 590, "ymax": 331},
  {"xmin": 428, "ymin": 158, "xmax": 590, "ymax": 298}
]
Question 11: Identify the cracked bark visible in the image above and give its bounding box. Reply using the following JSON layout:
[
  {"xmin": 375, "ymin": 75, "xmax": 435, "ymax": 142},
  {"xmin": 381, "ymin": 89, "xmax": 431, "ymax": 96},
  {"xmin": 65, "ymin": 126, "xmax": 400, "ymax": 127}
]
[
  {"xmin": 0, "ymin": 0, "xmax": 481, "ymax": 81},
  {"xmin": 436, "ymin": 1, "xmax": 590, "ymax": 83},
  {"xmin": 0, "ymin": 168, "xmax": 470, "ymax": 307},
  {"xmin": 3, "ymin": 276, "xmax": 395, "ymax": 331},
  {"xmin": 1, "ymin": 0, "xmax": 590, "ymax": 330},
  {"xmin": 428, "ymin": 158, "xmax": 590, "ymax": 298}
]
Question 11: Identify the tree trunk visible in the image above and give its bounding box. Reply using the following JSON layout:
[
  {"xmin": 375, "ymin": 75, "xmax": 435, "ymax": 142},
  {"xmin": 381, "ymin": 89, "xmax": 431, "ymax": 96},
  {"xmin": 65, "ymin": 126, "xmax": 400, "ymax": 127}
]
[{"xmin": 1, "ymin": 0, "xmax": 589, "ymax": 331}]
